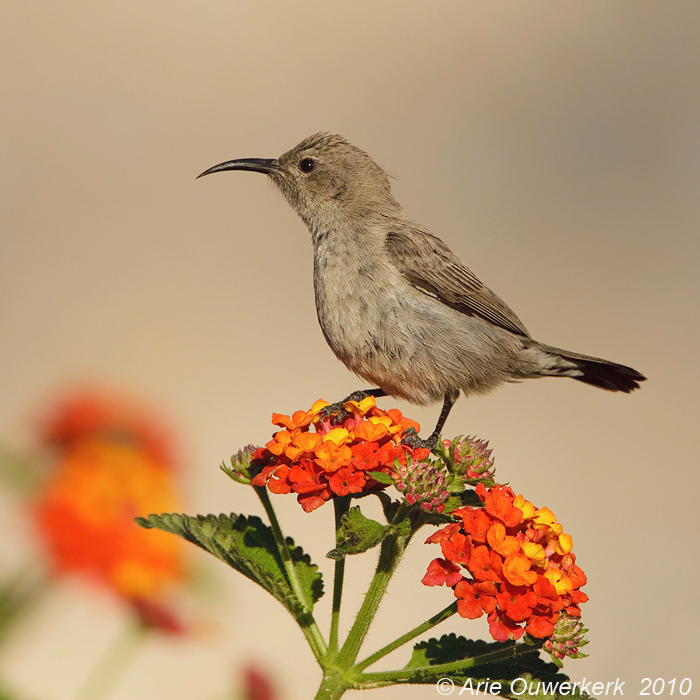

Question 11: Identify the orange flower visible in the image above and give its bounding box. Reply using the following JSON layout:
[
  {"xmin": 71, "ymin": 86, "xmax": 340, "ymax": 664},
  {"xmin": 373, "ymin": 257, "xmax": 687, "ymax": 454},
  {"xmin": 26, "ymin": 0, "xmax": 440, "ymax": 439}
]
[
  {"xmin": 252, "ymin": 397, "xmax": 429, "ymax": 512},
  {"xmin": 501, "ymin": 553, "xmax": 537, "ymax": 587},
  {"xmin": 486, "ymin": 522, "xmax": 520, "ymax": 558},
  {"xmin": 33, "ymin": 388, "xmax": 188, "ymax": 633},
  {"xmin": 423, "ymin": 482, "xmax": 587, "ymax": 654},
  {"xmin": 478, "ymin": 483, "xmax": 523, "ymax": 528}
]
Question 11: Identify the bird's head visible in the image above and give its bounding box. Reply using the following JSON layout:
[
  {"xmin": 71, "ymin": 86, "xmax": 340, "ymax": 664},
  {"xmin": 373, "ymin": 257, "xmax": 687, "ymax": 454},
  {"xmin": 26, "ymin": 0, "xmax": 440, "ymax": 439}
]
[{"xmin": 198, "ymin": 133, "xmax": 401, "ymax": 235}]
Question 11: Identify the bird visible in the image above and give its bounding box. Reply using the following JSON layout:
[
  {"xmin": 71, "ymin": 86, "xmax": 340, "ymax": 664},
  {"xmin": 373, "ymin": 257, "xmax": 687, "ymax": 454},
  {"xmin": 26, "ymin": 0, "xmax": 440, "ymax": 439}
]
[{"xmin": 198, "ymin": 132, "xmax": 645, "ymax": 448}]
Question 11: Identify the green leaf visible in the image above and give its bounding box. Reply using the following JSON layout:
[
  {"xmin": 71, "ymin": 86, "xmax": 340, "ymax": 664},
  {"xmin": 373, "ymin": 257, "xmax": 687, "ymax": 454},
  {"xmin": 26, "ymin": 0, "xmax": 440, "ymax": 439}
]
[
  {"xmin": 327, "ymin": 506, "xmax": 390, "ymax": 559},
  {"xmin": 367, "ymin": 470, "xmax": 393, "ymax": 485},
  {"xmin": 444, "ymin": 474, "xmax": 467, "ymax": 494},
  {"xmin": 137, "ymin": 513, "xmax": 323, "ymax": 616},
  {"xmin": 441, "ymin": 495, "xmax": 464, "ymax": 514},
  {"xmin": 404, "ymin": 634, "xmax": 593, "ymax": 699}
]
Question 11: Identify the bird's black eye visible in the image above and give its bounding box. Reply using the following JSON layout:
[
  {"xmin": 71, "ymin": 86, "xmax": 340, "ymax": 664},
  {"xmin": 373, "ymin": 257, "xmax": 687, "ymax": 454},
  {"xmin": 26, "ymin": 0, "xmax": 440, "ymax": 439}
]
[{"xmin": 299, "ymin": 157, "xmax": 315, "ymax": 173}]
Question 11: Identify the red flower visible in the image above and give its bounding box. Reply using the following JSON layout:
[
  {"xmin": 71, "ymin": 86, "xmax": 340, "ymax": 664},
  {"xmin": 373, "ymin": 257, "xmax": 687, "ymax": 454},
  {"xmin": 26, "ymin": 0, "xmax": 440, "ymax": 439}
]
[
  {"xmin": 487, "ymin": 610, "xmax": 525, "ymax": 642},
  {"xmin": 426, "ymin": 524, "xmax": 472, "ymax": 565},
  {"xmin": 421, "ymin": 558, "xmax": 462, "ymax": 588},
  {"xmin": 454, "ymin": 580, "xmax": 497, "ymax": 619},
  {"xmin": 525, "ymin": 612, "xmax": 558, "ymax": 639},
  {"xmin": 327, "ymin": 466, "xmax": 366, "ymax": 496},
  {"xmin": 495, "ymin": 582, "xmax": 538, "ymax": 623}
]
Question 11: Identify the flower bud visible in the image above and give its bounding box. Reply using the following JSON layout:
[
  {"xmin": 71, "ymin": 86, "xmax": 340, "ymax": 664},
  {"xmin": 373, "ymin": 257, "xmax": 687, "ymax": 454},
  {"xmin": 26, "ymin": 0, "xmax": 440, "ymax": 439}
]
[
  {"xmin": 394, "ymin": 458, "xmax": 450, "ymax": 513},
  {"xmin": 444, "ymin": 436, "xmax": 495, "ymax": 481},
  {"xmin": 543, "ymin": 611, "xmax": 589, "ymax": 666}
]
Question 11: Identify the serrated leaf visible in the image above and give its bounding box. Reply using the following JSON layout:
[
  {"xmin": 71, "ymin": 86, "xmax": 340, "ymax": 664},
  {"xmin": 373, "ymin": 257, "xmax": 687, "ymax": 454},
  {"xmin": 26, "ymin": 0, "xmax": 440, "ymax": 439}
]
[
  {"xmin": 327, "ymin": 506, "xmax": 390, "ymax": 559},
  {"xmin": 404, "ymin": 634, "xmax": 593, "ymax": 699},
  {"xmin": 137, "ymin": 513, "xmax": 323, "ymax": 616}
]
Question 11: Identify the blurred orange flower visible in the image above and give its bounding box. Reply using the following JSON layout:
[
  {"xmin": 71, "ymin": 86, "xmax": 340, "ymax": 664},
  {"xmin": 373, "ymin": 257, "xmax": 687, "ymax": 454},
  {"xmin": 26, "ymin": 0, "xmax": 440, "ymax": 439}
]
[
  {"xmin": 40, "ymin": 387, "xmax": 177, "ymax": 469},
  {"xmin": 33, "ymin": 388, "xmax": 188, "ymax": 633}
]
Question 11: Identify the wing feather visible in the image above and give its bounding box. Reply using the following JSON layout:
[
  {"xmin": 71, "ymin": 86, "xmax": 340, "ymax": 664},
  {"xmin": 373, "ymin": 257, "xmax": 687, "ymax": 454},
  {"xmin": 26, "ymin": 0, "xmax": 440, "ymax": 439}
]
[{"xmin": 385, "ymin": 228, "xmax": 530, "ymax": 338}]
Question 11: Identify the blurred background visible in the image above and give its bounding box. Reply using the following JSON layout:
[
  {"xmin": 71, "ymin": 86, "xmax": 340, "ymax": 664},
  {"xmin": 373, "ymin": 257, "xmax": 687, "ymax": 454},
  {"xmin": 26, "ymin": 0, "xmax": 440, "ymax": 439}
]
[{"xmin": 2, "ymin": 1, "xmax": 698, "ymax": 698}]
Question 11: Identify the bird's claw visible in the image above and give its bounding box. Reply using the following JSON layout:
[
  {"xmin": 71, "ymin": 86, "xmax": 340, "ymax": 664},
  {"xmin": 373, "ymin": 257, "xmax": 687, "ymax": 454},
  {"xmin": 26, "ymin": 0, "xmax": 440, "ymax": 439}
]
[
  {"xmin": 318, "ymin": 400, "xmax": 347, "ymax": 423},
  {"xmin": 318, "ymin": 390, "xmax": 375, "ymax": 423},
  {"xmin": 399, "ymin": 427, "xmax": 438, "ymax": 451}
]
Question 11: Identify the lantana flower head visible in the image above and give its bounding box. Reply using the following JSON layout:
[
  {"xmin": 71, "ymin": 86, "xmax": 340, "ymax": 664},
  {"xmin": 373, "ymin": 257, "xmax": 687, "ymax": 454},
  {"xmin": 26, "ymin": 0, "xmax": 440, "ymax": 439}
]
[
  {"xmin": 251, "ymin": 397, "xmax": 430, "ymax": 512},
  {"xmin": 422, "ymin": 482, "xmax": 588, "ymax": 661},
  {"xmin": 33, "ymin": 388, "xmax": 188, "ymax": 633}
]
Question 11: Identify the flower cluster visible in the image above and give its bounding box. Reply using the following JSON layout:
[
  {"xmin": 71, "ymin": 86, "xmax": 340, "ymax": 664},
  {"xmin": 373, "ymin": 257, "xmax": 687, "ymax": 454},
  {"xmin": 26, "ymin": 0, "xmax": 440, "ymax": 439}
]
[
  {"xmin": 422, "ymin": 483, "xmax": 588, "ymax": 655},
  {"xmin": 33, "ymin": 388, "xmax": 187, "ymax": 633},
  {"xmin": 251, "ymin": 397, "xmax": 430, "ymax": 512}
]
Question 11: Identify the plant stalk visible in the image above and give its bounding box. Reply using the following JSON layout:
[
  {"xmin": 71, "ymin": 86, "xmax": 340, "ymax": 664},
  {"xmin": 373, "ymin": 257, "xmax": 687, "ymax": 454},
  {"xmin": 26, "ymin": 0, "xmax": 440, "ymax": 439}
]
[
  {"xmin": 328, "ymin": 497, "xmax": 350, "ymax": 656},
  {"xmin": 336, "ymin": 529, "xmax": 410, "ymax": 668},
  {"xmin": 254, "ymin": 485, "xmax": 328, "ymax": 660},
  {"xmin": 354, "ymin": 602, "xmax": 458, "ymax": 672}
]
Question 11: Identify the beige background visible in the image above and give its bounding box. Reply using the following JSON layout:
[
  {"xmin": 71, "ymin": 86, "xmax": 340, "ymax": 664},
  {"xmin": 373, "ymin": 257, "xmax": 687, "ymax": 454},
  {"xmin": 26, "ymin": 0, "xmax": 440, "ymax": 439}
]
[{"xmin": 2, "ymin": 2, "xmax": 698, "ymax": 699}]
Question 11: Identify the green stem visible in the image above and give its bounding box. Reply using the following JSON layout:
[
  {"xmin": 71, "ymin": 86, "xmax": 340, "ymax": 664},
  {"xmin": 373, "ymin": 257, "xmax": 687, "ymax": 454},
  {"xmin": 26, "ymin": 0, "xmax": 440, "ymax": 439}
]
[
  {"xmin": 73, "ymin": 620, "xmax": 146, "ymax": 700},
  {"xmin": 314, "ymin": 669, "xmax": 349, "ymax": 700},
  {"xmin": 254, "ymin": 485, "xmax": 328, "ymax": 660},
  {"xmin": 354, "ymin": 602, "xmax": 458, "ymax": 672},
  {"xmin": 336, "ymin": 528, "xmax": 410, "ymax": 668},
  {"xmin": 353, "ymin": 639, "xmax": 539, "ymax": 687},
  {"xmin": 328, "ymin": 497, "xmax": 350, "ymax": 657}
]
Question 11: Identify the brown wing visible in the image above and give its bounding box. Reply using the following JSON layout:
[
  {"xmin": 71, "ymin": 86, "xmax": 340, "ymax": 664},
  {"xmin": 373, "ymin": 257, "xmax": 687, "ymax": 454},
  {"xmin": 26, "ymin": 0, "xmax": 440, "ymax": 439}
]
[{"xmin": 385, "ymin": 227, "xmax": 530, "ymax": 338}]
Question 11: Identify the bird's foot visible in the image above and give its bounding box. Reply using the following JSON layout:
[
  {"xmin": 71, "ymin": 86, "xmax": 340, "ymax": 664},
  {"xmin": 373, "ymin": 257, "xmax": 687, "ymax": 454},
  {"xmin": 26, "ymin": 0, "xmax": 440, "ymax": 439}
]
[
  {"xmin": 318, "ymin": 390, "xmax": 375, "ymax": 423},
  {"xmin": 399, "ymin": 427, "xmax": 439, "ymax": 451}
]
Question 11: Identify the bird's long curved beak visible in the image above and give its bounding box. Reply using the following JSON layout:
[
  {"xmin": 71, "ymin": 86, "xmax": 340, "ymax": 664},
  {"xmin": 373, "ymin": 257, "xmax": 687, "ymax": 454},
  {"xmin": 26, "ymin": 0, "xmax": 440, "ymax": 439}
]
[{"xmin": 197, "ymin": 158, "xmax": 281, "ymax": 179}]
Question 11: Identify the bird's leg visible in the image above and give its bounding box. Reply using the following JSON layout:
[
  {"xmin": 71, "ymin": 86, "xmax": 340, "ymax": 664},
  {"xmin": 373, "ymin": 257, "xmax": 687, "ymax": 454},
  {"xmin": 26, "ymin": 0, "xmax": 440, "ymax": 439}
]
[
  {"xmin": 400, "ymin": 393, "xmax": 455, "ymax": 451},
  {"xmin": 319, "ymin": 388, "xmax": 387, "ymax": 422}
]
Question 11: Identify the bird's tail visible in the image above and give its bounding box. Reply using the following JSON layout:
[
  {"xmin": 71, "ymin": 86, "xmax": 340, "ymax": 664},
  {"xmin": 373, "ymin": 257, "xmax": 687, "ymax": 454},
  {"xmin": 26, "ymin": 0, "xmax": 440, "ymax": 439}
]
[{"xmin": 534, "ymin": 343, "xmax": 646, "ymax": 393}]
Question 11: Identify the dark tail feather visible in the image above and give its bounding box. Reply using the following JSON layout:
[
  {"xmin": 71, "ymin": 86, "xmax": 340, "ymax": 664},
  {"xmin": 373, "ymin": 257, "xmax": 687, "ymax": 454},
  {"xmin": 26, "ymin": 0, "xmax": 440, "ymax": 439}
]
[{"xmin": 537, "ymin": 344, "xmax": 646, "ymax": 393}]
